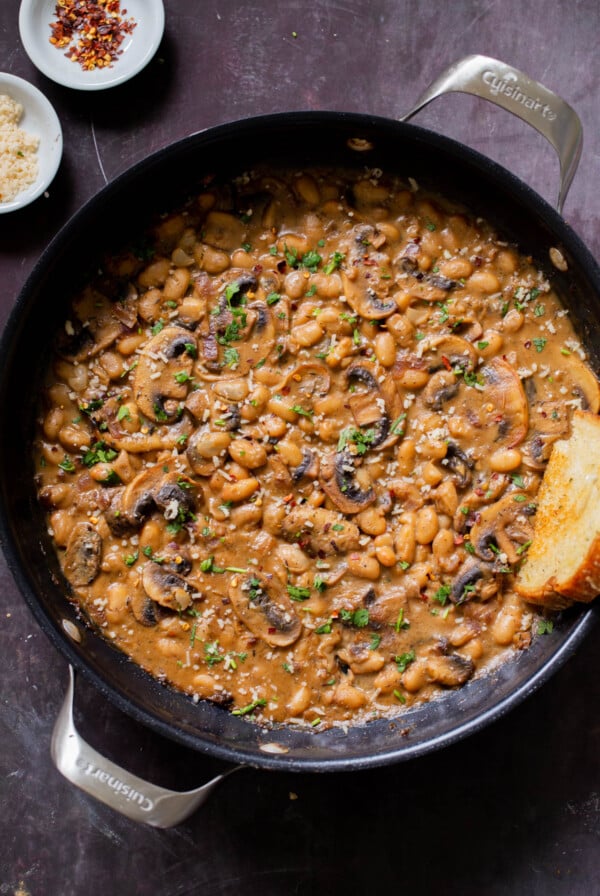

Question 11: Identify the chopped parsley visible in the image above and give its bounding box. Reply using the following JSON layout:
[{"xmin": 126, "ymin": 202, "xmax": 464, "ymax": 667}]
[
  {"xmin": 287, "ymin": 584, "xmax": 311, "ymax": 601},
  {"xmin": 204, "ymin": 641, "xmax": 224, "ymax": 666},
  {"xmin": 291, "ymin": 404, "xmax": 314, "ymax": 418},
  {"xmin": 369, "ymin": 633, "xmax": 382, "ymax": 650},
  {"xmin": 223, "ymin": 347, "xmax": 240, "ymax": 369},
  {"xmin": 337, "ymin": 426, "xmax": 376, "ymax": 455},
  {"xmin": 432, "ymin": 584, "xmax": 451, "ymax": 606},
  {"xmin": 340, "ymin": 608, "xmax": 369, "ymax": 628},
  {"xmin": 537, "ymin": 618, "xmax": 554, "ymax": 635},
  {"xmin": 395, "ymin": 650, "xmax": 416, "ymax": 673},
  {"xmin": 232, "ymin": 698, "xmax": 267, "ymax": 716},
  {"xmin": 82, "ymin": 442, "xmax": 118, "ymax": 467},
  {"xmin": 323, "ymin": 251, "xmax": 345, "ymax": 274}
]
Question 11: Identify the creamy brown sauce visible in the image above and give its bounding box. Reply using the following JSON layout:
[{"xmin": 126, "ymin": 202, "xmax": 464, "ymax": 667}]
[{"xmin": 34, "ymin": 167, "xmax": 600, "ymax": 728}]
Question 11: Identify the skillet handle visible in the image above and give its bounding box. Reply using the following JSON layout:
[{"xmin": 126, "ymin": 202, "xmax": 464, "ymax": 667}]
[
  {"xmin": 400, "ymin": 54, "xmax": 582, "ymax": 214},
  {"xmin": 50, "ymin": 666, "xmax": 241, "ymax": 828}
]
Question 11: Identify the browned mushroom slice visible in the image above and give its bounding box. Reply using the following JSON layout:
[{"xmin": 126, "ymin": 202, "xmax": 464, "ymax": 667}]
[
  {"xmin": 129, "ymin": 589, "xmax": 164, "ymax": 627},
  {"xmin": 345, "ymin": 360, "xmax": 403, "ymax": 448},
  {"xmin": 141, "ymin": 562, "xmax": 197, "ymax": 612},
  {"xmin": 422, "ymin": 369, "xmax": 460, "ymax": 410},
  {"xmin": 521, "ymin": 401, "xmax": 569, "ymax": 470},
  {"xmin": 478, "ymin": 357, "xmax": 529, "ymax": 448},
  {"xmin": 340, "ymin": 271, "xmax": 397, "ymax": 320},
  {"xmin": 396, "ymin": 244, "xmax": 457, "ymax": 300},
  {"xmin": 445, "ymin": 441, "xmax": 474, "ymax": 489},
  {"xmin": 57, "ymin": 288, "xmax": 127, "ymax": 362},
  {"xmin": 450, "ymin": 560, "xmax": 492, "ymax": 604},
  {"xmin": 426, "ymin": 652, "xmax": 474, "ymax": 687},
  {"xmin": 290, "ymin": 448, "xmax": 319, "ymax": 483},
  {"xmin": 566, "ymin": 356, "xmax": 600, "ymax": 412},
  {"xmin": 101, "ymin": 415, "xmax": 194, "ymax": 454},
  {"xmin": 106, "ymin": 466, "xmax": 197, "ymax": 531},
  {"xmin": 228, "ymin": 573, "xmax": 302, "ymax": 648},
  {"xmin": 455, "ymin": 356, "xmax": 528, "ymax": 450},
  {"xmin": 279, "ymin": 363, "xmax": 331, "ymax": 409},
  {"xmin": 64, "ymin": 522, "xmax": 102, "ymax": 587},
  {"xmin": 319, "ymin": 451, "xmax": 376, "ymax": 514},
  {"xmin": 281, "ymin": 506, "xmax": 361, "ymax": 556},
  {"xmin": 469, "ymin": 492, "xmax": 535, "ymax": 565},
  {"xmin": 453, "ymin": 474, "xmax": 510, "ymax": 532},
  {"xmin": 133, "ymin": 326, "xmax": 197, "ymax": 423},
  {"xmin": 418, "ymin": 334, "xmax": 478, "ymax": 374}
]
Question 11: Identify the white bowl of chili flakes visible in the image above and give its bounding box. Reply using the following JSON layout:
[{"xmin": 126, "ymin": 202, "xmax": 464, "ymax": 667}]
[{"xmin": 19, "ymin": 0, "xmax": 165, "ymax": 91}]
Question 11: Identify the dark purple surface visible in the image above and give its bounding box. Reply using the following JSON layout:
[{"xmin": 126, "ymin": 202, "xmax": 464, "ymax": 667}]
[{"xmin": 1, "ymin": 2, "xmax": 599, "ymax": 894}]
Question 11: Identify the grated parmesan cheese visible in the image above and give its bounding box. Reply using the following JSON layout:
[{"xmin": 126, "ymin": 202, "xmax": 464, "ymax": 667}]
[{"xmin": 0, "ymin": 94, "xmax": 39, "ymax": 202}]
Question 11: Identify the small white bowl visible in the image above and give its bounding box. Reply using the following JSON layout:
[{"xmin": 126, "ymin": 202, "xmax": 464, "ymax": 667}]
[
  {"xmin": 19, "ymin": 0, "xmax": 165, "ymax": 91},
  {"xmin": 0, "ymin": 72, "xmax": 62, "ymax": 214}
]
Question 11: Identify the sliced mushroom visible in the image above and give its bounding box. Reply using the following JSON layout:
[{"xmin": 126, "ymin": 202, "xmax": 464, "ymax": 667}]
[
  {"xmin": 141, "ymin": 562, "xmax": 197, "ymax": 612},
  {"xmin": 422, "ymin": 369, "xmax": 459, "ymax": 410},
  {"xmin": 396, "ymin": 244, "xmax": 458, "ymax": 301},
  {"xmin": 129, "ymin": 589, "xmax": 164, "ymax": 627},
  {"xmin": 197, "ymin": 291, "xmax": 276, "ymax": 380},
  {"xmin": 418, "ymin": 334, "xmax": 478, "ymax": 374},
  {"xmin": 319, "ymin": 451, "xmax": 376, "ymax": 514},
  {"xmin": 101, "ymin": 414, "xmax": 194, "ymax": 454},
  {"xmin": 64, "ymin": 522, "xmax": 102, "ymax": 587},
  {"xmin": 133, "ymin": 326, "xmax": 196, "ymax": 423},
  {"xmin": 450, "ymin": 561, "xmax": 488, "ymax": 604},
  {"xmin": 290, "ymin": 448, "xmax": 319, "ymax": 483},
  {"xmin": 469, "ymin": 492, "xmax": 535, "ymax": 565},
  {"xmin": 453, "ymin": 474, "xmax": 509, "ymax": 532},
  {"xmin": 426, "ymin": 652, "xmax": 474, "ymax": 687},
  {"xmin": 279, "ymin": 363, "xmax": 331, "ymax": 409},
  {"xmin": 228, "ymin": 573, "xmax": 302, "ymax": 647},
  {"xmin": 281, "ymin": 506, "xmax": 361, "ymax": 556},
  {"xmin": 462, "ymin": 357, "xmax": 528, "ymax": 448},
  {"xmin": 566, "ymin": 356, "xmax": 600, "ymax": 412},
  {"xmin": 106, "ymin": 466, "xmax": 197, "ymax": 531},
  {"xmin": 340, "ymin": 271, "xmax": 397, "ymax": 320},
  {"xmin": 57, "ymin": 289, "xmax": 127, "ymax": 362},
  {"xmin": 521, "ymin": 401, "xmax": 570, "ymax": 470},
  {"xmin": 345, "ymin": 360, "xmax": 403, "ymax": 448},
  {"xmin": 445, "ymin": 441, "xmax": 474, "ymax": 489}
]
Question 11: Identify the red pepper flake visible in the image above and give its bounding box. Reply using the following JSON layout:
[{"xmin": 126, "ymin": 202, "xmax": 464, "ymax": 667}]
[
  {"xmin": 49, "ymin": 0, "xmax": 137, "ymax": 71},
  {"xmin": 441, "ymin": 354, "xmax": 452, "ymax": 371}
]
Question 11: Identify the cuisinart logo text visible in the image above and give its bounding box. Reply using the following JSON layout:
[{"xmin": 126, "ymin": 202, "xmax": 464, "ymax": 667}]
[
  {"xmin": 76, "ymin": 757, "xmax": 154, "ymax": 811},
  {"xmin": 482, "ymin": 70, "xmax": 556, "ymax": 120}
]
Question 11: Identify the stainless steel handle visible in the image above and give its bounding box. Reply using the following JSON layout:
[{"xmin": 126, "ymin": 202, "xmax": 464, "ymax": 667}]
[
  {"xmin": 51, "ymin": 666, "xmax": 241, "ymax": 827},
  {"xmin": 401, "ymin": 54, "xmax": 582, "ymax": 213}
]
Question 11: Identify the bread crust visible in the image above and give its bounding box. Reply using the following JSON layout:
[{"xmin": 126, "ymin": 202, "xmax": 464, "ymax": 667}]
[{"xmin": 515, "ymin": 409, "xmax": 600, "ymax": 608}]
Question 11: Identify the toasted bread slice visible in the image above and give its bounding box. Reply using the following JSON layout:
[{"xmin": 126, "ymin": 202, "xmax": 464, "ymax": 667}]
[{"xmin": 515, "ymin": 409, "xmax": 600, "ymax": 607}]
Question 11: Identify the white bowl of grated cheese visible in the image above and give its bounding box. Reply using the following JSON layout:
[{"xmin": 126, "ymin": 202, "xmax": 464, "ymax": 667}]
[{"xmin": 0, "ymin": 73, "xmax": 62, "ymax": 214}]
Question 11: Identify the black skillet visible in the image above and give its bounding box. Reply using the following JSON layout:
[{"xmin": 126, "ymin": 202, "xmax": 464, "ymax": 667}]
[{"xmin": 0, "ymin": 56, "xmax": 598, "ymax": 826}]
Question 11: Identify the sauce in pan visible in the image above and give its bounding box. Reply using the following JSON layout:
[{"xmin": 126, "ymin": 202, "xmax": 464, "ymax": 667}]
[{"xmin": 34, "ymin": 167, "xmax": 600, "ymax": 727}]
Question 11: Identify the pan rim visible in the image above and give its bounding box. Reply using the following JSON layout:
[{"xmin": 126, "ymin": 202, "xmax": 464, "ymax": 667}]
[{"xmin": 1, "ymin": 109, "xmax": 599, "ymax": 771}]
